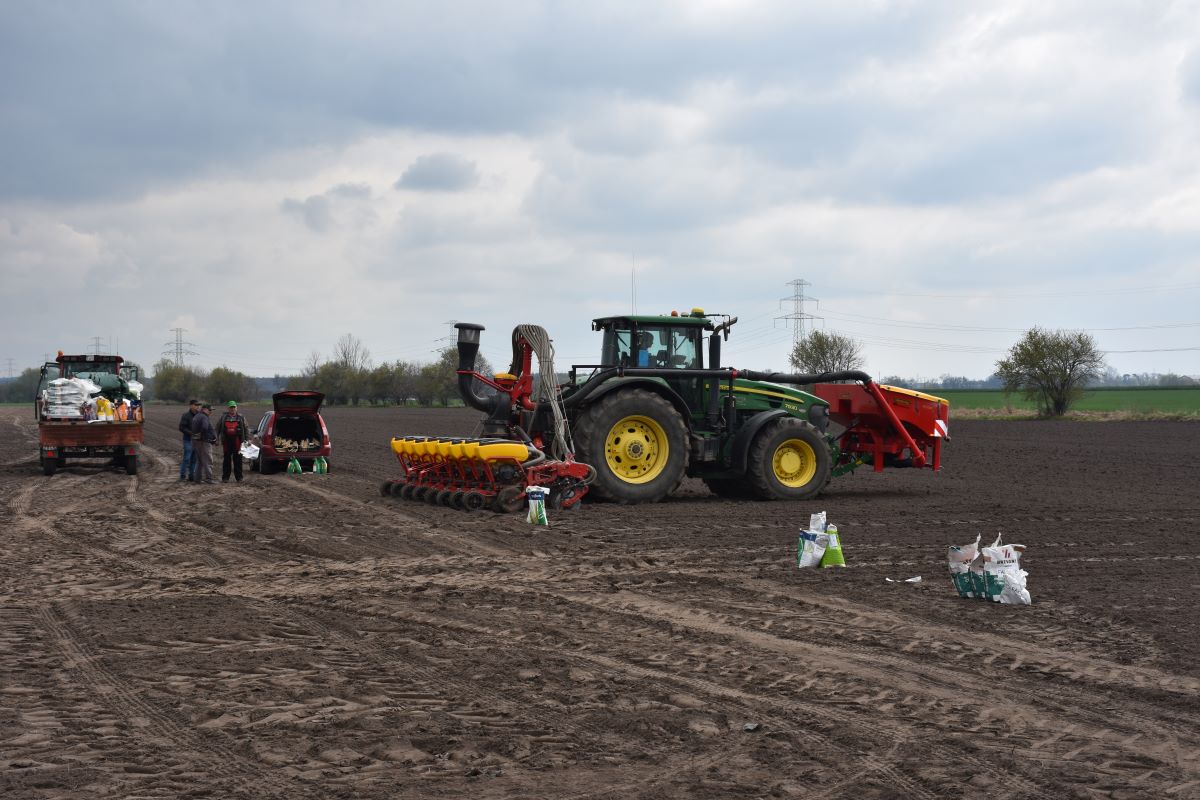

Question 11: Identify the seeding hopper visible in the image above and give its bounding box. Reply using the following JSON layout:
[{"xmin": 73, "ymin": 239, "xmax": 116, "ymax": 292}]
[{"xmin": 383, "ymin": 310, "xmax": 949, "ymax": 511}]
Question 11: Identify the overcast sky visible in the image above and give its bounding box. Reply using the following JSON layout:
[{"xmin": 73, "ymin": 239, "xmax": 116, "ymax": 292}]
[{"xmin": 3, "ymin": 0, "xmax": 1199, "ymax": 384}]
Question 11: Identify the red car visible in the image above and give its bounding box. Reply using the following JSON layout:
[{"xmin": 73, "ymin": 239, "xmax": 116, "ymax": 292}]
[{"xmin": 251, "ymin": 391, "xmax": 331, "ymax": 474}]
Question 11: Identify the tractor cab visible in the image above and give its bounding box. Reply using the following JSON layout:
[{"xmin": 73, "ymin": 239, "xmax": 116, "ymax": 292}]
[{"xmin": 592, "ymin": 310, "xmax": 714, "ymax": 370}]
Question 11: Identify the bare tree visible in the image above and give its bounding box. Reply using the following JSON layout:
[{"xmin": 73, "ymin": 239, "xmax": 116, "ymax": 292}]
[
  {"xmin": 301, "ymin": 350, "xmax": 323, "ymax": 379},
  {"xmin": 995, "ymin": 327, "xmax": 1105, "ymax": 417},
  {"xmin": 333, "ymin": 333, "xmax": 371, "ymax": 371},
  {"xmin": 788, "ymin": 330, "xmax": 865, "ymax": 374}
]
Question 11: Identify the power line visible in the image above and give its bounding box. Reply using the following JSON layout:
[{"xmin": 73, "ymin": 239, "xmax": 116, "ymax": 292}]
[
  {"xmin": 162, "ymin": 327, "xmax": 198, "ymax": 366},
  {"xmin": 776, "ymin": 279, "xmax": 820, "ymax": 346},
  {"xmin": 825, "ymin": 281, "xmax": 1200, "ymax": 300}
]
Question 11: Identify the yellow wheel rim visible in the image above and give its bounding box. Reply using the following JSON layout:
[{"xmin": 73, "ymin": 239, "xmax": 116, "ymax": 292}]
[
  {"xmin": 773, "ymin": 438, "xmax": 817, "ymax": 487},
  {"xmin": 604, "ymin": 415, "xmax": 669, "ymax": 484}
]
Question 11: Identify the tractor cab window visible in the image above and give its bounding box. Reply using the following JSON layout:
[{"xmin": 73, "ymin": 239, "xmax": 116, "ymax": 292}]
[
  {"xmin": 599, "ymin": 323, "xmax": 703, "ymax": 369},
  {"xmin": 63, "ymin": 361, "xmax": 118, "ymax": 377},
  {"xmin": 634, "ymin": 328, "xmax": 669, "ymax": 368},
  {"xmin": 669, "ymin": 328, "xmax": 702, "ymax": 369},
  {"xmin": 601, "ymin": 328, "xmax": 633, "ymax": 366}
]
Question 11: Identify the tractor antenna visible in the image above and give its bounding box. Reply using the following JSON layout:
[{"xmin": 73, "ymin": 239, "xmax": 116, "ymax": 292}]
[{"xmin": 631, "ymin": 254, "xmax": 637, "ymax": 315}]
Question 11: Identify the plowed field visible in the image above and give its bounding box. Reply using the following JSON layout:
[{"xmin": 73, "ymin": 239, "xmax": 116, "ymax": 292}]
[{"xmin": 3, "ymin": 405, "xmax": 1199, "ymax": 799}]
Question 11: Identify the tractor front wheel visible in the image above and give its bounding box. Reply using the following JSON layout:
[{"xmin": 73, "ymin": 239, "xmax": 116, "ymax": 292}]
[
  {"xmin": 747, "ymin": 418, "xmax": 830, "ymax": 500},
  {"xmin": 573, "ymin": 388, "xmax": 688, "ymax": 504}
]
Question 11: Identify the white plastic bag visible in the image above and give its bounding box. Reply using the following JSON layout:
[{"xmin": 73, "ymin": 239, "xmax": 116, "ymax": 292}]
[
  {"xmin": 981, "ymin": 535, "xmax": 1031, "ymax": 605},
  {"xmin": 239, "ymin": 442, "xmax": 260, "ymax": 460}
]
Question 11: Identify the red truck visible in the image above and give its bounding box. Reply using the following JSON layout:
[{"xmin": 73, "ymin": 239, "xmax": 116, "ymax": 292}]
[{"xmin": 36, "ymin": 353, "xmax": 145, "ymax": 476}]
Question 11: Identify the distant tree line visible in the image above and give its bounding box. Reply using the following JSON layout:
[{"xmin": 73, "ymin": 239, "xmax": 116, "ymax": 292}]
[
  {"xmin": 282, "ymin": 334, "xmax": 494, "ymax": 407},
  {"xmin": 785, "ymin": 326, "xmax": 1196, "ymax": 418},
  {"xmin": 149, "ymin": 361, "xmax": 263, "ymax": 405}
]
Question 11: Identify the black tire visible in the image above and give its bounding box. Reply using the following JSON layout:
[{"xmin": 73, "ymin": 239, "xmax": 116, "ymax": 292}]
[
  {"xmin": 462, "ymin": 491, "xmax": 486, "ymax": 512},
  {"xmin": 572, "ymin": 388, "xmax": 688, "ymax": 504},
  {"xmin": 260, "ymin": 456, "xmax": 278, "ymax": 475},
  {"xmin": 411, "ymin": 486, "xmax": 428, "ymax": 502},
  {"xmin": 401, "ymin": 484, "xmax": 418, "ymax": 501},
  {"xmin": 125, "ymin": 454, "xmax": 138, "ymax": 476},
  {"xmin": 746, "ymin": 417, "xmax": 831, "ymax": 500},
  {"xmin": 381, "ymin": 481, "xmax": 395, "ymax": 496},
  {"xmin": 703, "ymin": 478, "xmax": 754, "ymax": 499},
  {"xmin": 41, "ymin": 455, "xmax": 57, "ymax": 477},
  {"xmin": 492, "ymin": 485, "xmax": 525, "ymax": 514},
  {"xmin": 436, "ymin": 489, "xmax": 454, "ymax": 507}
]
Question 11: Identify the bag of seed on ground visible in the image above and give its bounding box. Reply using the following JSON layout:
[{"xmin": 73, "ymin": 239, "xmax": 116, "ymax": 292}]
[
  {"xmin": 980, "ymin": 535, "xmax": 1031, "ymax": 605},
  {"xmin": 797, "ymin": 511, "xmax": 828, "ymax": 568},
  {"xmin": 525, "ymin": 485, "xmax": 549, "ymax": 526},
  {"xmin": 947, "ymin": 533, "xmax": 981, "ymax": 598}
]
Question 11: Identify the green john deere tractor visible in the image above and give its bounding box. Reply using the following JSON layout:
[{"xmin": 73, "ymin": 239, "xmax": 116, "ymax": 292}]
[{"xmin": 453, "ymin": 310, "xmax": 948, "ymax": 505}]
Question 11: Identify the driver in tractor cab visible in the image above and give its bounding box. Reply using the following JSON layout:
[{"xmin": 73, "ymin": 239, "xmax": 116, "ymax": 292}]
[{"xmin": 636, "ymin": 331, "xmax": 665, "ymax": 368}]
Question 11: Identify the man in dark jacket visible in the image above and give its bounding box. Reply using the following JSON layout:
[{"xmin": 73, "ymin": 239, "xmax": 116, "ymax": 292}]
[
  {"xmin": 217, "ymin": 400, "xmax": 250, "ymax": 483},
  {"xmin": 190, "ymin": 403, "xmax": 218, "ymax": 484},
  {"xmin": 178, "ymin": 399, "xmax": 200, "ymax": 481}
]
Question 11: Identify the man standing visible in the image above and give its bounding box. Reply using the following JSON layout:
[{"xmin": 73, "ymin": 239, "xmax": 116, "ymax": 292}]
[
  {"xmin": 218, "ymin": 400, "xmax": 249, "ymax": 483},
  {"xmin": 190, "ymin": 403, "xmax": 218, "ymax": 484},
  {"xmin": 178, "ymin": 399, "xmax": 200, "ymax": 481}
]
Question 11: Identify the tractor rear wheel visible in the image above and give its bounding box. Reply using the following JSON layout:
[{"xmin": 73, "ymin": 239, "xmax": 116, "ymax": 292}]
[
  {"xmin": 747, "ymin": 418, "xmax": 830, "ymax": 500},
  {"xmin": 573, "ymin": 388, "xmax": 688, "ymax": 504},
  {"xmin": 41, "ymin": 455, "xmax": 57, "ymax": 477}
]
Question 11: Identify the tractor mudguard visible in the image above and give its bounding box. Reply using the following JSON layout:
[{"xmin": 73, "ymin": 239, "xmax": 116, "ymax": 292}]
[
  {"xmin": 572, "ymin": 377, "xmax": 692, "ymax": 431},
  {"xmin": 730, "ymin": 409, "xmax": 789, "ymax": 473}
]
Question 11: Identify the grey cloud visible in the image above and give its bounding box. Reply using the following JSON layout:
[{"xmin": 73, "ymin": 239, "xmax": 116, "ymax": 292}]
[
  {"xmin": 0, "ymin": 1, "xmax": 958, "ymax": 204},
  {"xmin": 281, "ymin": 182, "xmax": 376, "ymax": 232},
  {"xmin": 281, "ymin": 196, "xmax": 333, "ymax": 232},
  {"xmin": 395, "ymin": 154, "xmax": 480, "ymax": 192},
  {"xmin": 329, "ymin": 183, "xmax": 372, "ymax": 199},
  {"xmin": 1183, "ymin": 49, "xmax": 1200, "ymax": 104}
]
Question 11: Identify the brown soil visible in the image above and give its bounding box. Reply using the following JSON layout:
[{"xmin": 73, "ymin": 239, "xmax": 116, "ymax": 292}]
[{"xmin": 3, "ymin": 405, "xmax": 1199, "ymax": 799}]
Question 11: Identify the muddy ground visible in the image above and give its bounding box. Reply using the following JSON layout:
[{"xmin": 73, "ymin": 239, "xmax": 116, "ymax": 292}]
[{"xmin": 2, "ymin": 404, "xmax": 1199, "ymax": 799}]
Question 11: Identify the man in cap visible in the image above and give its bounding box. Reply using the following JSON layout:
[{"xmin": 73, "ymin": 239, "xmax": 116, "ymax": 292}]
[
  {"xmin": 218, "ymin": 400, "xmax": 250, "ymax": 483},
  {"xmin": 178, "ymin": 399, "xmax": 200, "ymax": 481},
  {"xmin": 190, "ymin": 403, "xmax": 218, "ymax": 484}
]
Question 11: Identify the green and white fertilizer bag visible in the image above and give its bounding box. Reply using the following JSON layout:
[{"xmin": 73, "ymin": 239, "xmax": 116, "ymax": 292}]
[
  {"xmin": 980, "ymin": 534, "xmax": 1031, "ymax": 605},
  {"xmin": 797, "ymin": 530, "xmax": 826, "ymax": 568},
  {"xmin": 949, "ymin": 533, "xmax": 1031, "ymax": 604},
  {"xmin": 798, "ymin": 511, "xmax": 837, "ymax": 568},
  {"xmin": 819, "ymin": 523, "xmax": 845, "ymax": 568},
  {"xmin": 287, "ymin": 457, "xmax": 302, "ymax": 474},
  {"xmin": 314, "ymin": 456, "xmax": 328, "ymax": 474},
  {"xmin": 526, "ymin": 486, "xmax": 549, "ymax": 526},
  {"xmin": 947, "ymin": 533, "xmax": 981, "ymax": 598}
]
